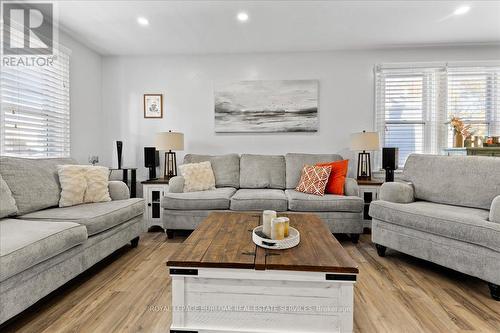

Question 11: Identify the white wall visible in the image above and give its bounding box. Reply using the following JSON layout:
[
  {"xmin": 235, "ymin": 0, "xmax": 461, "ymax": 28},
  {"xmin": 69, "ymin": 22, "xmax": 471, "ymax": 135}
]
[
  {"xmin": 60, "ymin": 32, "xmax": 104, "ymax": 164},
  {"xmin": 101, "ymin": 45, "xmax": 500, "ymax": 180}
]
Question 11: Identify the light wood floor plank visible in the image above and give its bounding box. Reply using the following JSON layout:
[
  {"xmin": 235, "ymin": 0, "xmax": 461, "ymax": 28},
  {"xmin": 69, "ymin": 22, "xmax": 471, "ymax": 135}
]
[{"xmin": 2, "ymin": 233, "xmax": 499, "ymax": 333}]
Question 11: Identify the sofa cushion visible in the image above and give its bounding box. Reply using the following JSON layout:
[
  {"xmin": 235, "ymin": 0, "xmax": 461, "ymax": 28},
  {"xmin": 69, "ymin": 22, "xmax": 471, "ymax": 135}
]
[
  {"xmin": 0, "ymin": 219, "xmax": 87, "ymax": 282},
  {"xmin": 0, "ymin": 174, "xmax": 18, "ymax": 218},
  {"xmin": 0, "ymin": 156, "xmax": 76, "ymax": 215},
  {"xmin": 179, "ymin": 161, "xmax": 216, "ymax": 192},
  {"xmin": 285, "ymin": 189, "xmax": 364, "ymax": 212},
  {"xmin": 369, "ymin": 200, "xmax": 500, "ymax": 252},
  {"xmin": 240, "ymin": 154, "xmax": 286, "ymax": 189},
  {"xmin": 230, "ymin": 189, "xmax": 288, "ymax": 211},
  {"xmin": 184, "ymin": 154, "xmax": 240, "ymax": 188},
  {"xmin": 162, "ymin": 187, "xmax": 237, "ymax": 210},
  {"xmin": 285, "ymin": 153, "xmax": 343, "ymax": 188},
  {"xmin": 403, "ymin": 154, "xmax": 500, "ymax": 210},
  {"xmin": 18, "ymin": 198, "xmax": 144, "ymax": 236}
]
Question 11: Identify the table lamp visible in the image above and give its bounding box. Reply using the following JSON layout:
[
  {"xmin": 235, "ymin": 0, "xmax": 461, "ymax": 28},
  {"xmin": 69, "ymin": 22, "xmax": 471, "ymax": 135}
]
[
  {"xmin": 350, "ymin": 131, "xmax": 380, "ymax": 181},
  {"xmin": 155, "ymin": 131, "xmax": 184, "ymax": 179}
]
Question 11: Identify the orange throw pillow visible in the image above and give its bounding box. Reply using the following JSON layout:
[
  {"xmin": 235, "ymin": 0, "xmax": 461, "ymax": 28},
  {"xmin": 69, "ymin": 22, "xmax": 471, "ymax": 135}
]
[
  {"xmin": 316, "ymin": 160, "xmax": 349, "ymax": 195},
  {"xmin": 295, "ymin": 165, "xmax": 332, "ymax": 196}
]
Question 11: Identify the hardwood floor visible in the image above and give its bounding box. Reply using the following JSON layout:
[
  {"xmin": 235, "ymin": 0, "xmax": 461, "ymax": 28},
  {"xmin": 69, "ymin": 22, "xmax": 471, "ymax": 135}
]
[{"xmin": 2, "ymin": 232, "xmax": 499, "ymax": 333}]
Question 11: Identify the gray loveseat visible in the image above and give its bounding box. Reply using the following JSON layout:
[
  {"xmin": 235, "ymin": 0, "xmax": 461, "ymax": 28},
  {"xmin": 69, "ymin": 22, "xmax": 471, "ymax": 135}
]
[
  {"xmin": 162, "ymin": 153, "xmax": 364, "ymax": 241},
  {"xmin": 0, "ymin": 157, "xmax": 145, "ymax": 324},
  {"xmin": 369, "ymin": 154, "xmax": 500, "ymax": 300}
]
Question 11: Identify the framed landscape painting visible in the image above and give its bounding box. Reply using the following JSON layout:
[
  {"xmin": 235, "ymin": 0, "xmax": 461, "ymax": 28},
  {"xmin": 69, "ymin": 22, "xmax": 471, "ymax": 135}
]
[
  {"xmin": 214, "ymin": 80, "xmax": 318, "ymax": 133},
  {"xmin": 144, "ymin": 94, "xmax": 163, "ymax": 118}
]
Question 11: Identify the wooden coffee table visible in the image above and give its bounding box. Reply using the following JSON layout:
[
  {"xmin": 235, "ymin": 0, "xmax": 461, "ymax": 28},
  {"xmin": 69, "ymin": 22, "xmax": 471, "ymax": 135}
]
[{"xmin": 167, "ymin": 212, "xmax": 359, "ymax": 333}]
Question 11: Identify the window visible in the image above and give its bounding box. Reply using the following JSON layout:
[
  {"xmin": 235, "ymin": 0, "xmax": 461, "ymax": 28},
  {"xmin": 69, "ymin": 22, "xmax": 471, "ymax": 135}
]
[
  {"xmin": 1, "ymin": 45, "xmax": 70, "ymax": 157},
  {"xmin": 375, "ymin": 63, "xmax": 500, "ymax": 167}
]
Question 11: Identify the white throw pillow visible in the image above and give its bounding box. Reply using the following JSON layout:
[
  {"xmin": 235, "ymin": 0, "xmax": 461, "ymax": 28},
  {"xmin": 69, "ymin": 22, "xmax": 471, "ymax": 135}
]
[
  {"xmin": 179, "ymin": 161, "xmax": 216, "ymax": 192},
  {"xmin": 57, "ymin": 165, "xmax": 87, "ymax": 207},
  {"xmin": 57, "ymin": 165, "xmax": 111, "ymax": 207},
  {"xmin": 84, "ymin": 166, "xmax": 111, "ymax": 203}
]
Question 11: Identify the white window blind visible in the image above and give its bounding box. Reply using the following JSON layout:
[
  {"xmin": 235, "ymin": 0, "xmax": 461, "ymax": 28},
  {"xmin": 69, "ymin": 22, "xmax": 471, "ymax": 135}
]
[
  {"xmin": 375, "ymin": 63, "xmax": 500, "ymax": 168},
  {"xmin": 1, "ymin": 34, "xmax": 70, "ymax": 158},
  {"xmin": 446, "ymin": 68, "xmax": 500, "ymax": 146},
  {"xmin": 375, "ymin": 67, "xmax": 442, "ymax": 167}
]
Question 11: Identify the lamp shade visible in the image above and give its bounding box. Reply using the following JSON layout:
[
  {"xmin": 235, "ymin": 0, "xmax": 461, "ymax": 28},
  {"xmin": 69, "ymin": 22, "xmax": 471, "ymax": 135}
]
[
  {"xmin": 155, "ymin": 131, "xmax": 184, "ymax": 151},
  {"xmin": 350, "ymin": 131, "xmax": 380, "ymax": 151}
]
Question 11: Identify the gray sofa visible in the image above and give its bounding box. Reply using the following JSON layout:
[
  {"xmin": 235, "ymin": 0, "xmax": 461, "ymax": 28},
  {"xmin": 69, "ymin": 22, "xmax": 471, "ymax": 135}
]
[
  {"xmin": 369, "ymin": 154, "xmax": 500, "ymax": 300},
  {"xmin": 162, "ymin": 153, "xmax": 364, "ymax": 241},
  {"xmin": 0, "ymin": 157, "xmax": 145, "ymax": 324}
]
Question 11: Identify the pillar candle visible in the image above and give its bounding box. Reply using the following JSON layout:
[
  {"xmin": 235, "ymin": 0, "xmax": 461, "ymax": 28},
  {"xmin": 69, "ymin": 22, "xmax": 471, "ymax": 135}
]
[
  {"xmin": 281, "ymin": 217, "xmax": 290, "ymax": 237},
  {"xmin": 271, "ymin": 217, "xmax": 285, "ymax": 240},
  {"xmin": 262, "ymin": 210, "xmax": 276, "ymax": 237}
]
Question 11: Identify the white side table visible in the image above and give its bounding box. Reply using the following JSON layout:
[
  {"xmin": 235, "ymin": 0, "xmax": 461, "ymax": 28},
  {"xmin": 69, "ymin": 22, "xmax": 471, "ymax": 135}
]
[
  {"xmin": 357, "ymin": 180, "xmax": 383, "ymax": 230},
  {"xmin": 141, "ymin": 178, "xmax": 169, "ymax": 231}
]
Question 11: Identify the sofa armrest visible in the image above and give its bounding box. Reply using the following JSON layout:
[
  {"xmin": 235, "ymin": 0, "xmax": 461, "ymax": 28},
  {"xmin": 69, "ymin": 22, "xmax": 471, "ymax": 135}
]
[
  {"xmin": 490, "ymin": 195, "xmax": 500, "ymax": 223},
  {"xmin": 168, "ymin": 176, "xmax": 185, "ymax": 193},
  {"xmin": 379, "ymin": 182, "xmax": 415, "ymax": 204},
  {"xmin": 344, "ymin": 178, "xmax": 359, "ymax": 196},
  {"xmin": 108, "ymin": 181, "xmax": 130, "ymax": 200}
]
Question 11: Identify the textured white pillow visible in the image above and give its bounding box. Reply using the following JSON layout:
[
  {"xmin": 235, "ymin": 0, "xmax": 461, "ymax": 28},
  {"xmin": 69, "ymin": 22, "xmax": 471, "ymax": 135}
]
[
  {"xmin": 84, "ymin": 166, "xmax": 111, "ymax": 203},
  {"xmin": 179, "ymin": 161, "xmax": 216, "ymax": 192},
  {"xmin": 57, "ymin": 165, "xmax": 111, "ymax": 207},
  {"xmin": 57, "ymin": 165, "xmax": 87, "ymax": 207}
]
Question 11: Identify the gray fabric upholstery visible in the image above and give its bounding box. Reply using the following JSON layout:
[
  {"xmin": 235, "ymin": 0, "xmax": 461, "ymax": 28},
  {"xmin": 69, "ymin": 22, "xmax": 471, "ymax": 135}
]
[
  {"xmin": 402, "ymin": 154, "xmax": 500, "ymax": 210},
  {"xmin": 19, "ymin": 198, "xmax": 144, "ymax": 236},
  {"xmin": 230, "ymin": 189, "xmax": 288, "ymax": 211},
  {"xmin": 168, "ymin": 176, "xmax": 185, "ymax": 193},
  {"xmin": 162, "ymin": 187, "xmax": 236, "ymax": 210},
  {"xmin": 0, "ymin": 174, "xmax": 18, "ymax": 218},
  {"xmin": 0, "ymin": 219, "xmax": 87, "ymax": 282},
  {"xmin": 0, "ymin": 156, "xmax": 76, "ymax": 215},
  {"xmin": 239, "ymin": 154, "xmax": 286, "ymax": 189},
  {"xmin": 285, "ymin": 153, "xmax": 343, "ymax": 188},
  {"xmin": 490, "ymin": 195, "xmax": 500, "ymax": 224},
  {"xmin": 0, "ymin": 215, "xmax": 143, "ymax": 325},
  {"xmin": 369, "ymin": 200, "xmax": 498, "ymax": 252},
  {"xmin": 108, "ymin": 181, "xmax": 130, "ymax": 200},
  {"xmin": 344, "ymin": 178, "xmax": 359, "ymax": 197},
  {"xmin": 285, "ymin": 189, "xmax": 363, "ymax": 212},
  {"xmin": 183, "ymin": 154, "xmax": 240, "ymax": 188},
  {"xmin": 379, "ymin": 182, "xmax": 415, "ymax": 204},
  {"xmin": 372, "ymin": 219, "xmax": 500, "ymax": 285},
  {"xmin": 290, "ymin": 211, "xmax": 363, "ymax": 234}
]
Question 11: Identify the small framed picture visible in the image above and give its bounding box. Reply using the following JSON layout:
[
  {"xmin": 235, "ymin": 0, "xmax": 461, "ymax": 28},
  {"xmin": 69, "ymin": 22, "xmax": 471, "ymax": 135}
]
[{"xmin": 144, "ymin": 94, "xmax": 163, "ymax": 118}]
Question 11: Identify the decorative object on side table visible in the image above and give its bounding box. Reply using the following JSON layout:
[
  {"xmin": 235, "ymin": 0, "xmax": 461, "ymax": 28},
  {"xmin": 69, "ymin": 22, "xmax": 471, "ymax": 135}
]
[
  {"xmin": 155, "ymin": 131, "xmax": 184, "ymax": 179},
  {"xmin": 143, "ymin": 94, "xmax": 163, "ymax": 118},
  {"xmin": 144, "ymin": 147, "xmax": 159, "ymax": 180},
  {"xmin": 382, "ymin": 147, "xmax": 398, "ymax": 182},
  {"xmin": 116, "ymin": 141, "xmax": 123, "ymax": 169},
  {"xmin": 450, "ymin": 116, "xmax": 471, "ymax": 148},
  {"xmin": 350, "ymin": 130, "xmax": 380, "ymax": 181},
  {"xmin": 88, "ymin": 155, "xmax": 99, "ymax": 166}
]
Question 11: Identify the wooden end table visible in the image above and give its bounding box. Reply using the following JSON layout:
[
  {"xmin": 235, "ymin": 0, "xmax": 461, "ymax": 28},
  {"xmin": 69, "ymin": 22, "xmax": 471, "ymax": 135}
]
[{"xmin": 167, "ymin": 212, "xmax": 359, "ymax": 333}]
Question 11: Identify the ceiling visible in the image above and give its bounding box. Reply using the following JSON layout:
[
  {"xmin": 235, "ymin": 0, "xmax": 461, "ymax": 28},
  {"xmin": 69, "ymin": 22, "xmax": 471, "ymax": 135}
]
[{"xmin": 55, "ymin": 0, "xmax": 500, "ymax": 56}]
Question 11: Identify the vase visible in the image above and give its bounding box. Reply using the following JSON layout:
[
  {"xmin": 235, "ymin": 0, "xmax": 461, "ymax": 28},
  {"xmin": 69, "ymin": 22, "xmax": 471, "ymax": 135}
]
[{"xmin": 454, "ymin": 132, "xmax": 464, "ymax": 148}]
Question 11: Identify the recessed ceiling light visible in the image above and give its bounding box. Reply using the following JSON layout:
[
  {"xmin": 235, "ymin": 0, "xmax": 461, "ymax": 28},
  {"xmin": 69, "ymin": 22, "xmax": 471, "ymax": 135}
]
[
  {"xmin": 454, "ymin": 5, "xmax": 470, "ymax": 15},
  {"xmin": 237, "ymin": 12, "xmax": 249, "ymax": 22},
  {"xmin": 137, "ymin": 16, "xmax": 149, "ymax": 26}
]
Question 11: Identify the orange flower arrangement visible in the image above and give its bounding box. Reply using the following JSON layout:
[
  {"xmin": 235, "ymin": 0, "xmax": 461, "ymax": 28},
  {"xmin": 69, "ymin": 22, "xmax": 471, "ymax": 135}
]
[{"xmin": 450, "ymin": 116, "xmax": 471, "ymax": 137}]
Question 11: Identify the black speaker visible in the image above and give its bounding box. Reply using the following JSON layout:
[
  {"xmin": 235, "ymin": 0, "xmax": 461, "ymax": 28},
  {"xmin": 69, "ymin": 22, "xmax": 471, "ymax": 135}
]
[
  {"xmin": 382, "ymin": 147, "xmax": 399, "ymax": 182},
  {"xmin": 116, "ymin": 141, "xmax": 123, "ymax": 169},
  {"xmin": 144, "ymin": 147, "xmax": 158, "ymax": 180}
]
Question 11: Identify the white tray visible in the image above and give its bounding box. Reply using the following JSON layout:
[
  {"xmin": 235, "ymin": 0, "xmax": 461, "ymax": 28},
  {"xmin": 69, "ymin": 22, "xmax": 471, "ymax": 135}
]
[{"xmin": 252, "ymin": 225, "xmax": 300, "ymax": 250}]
